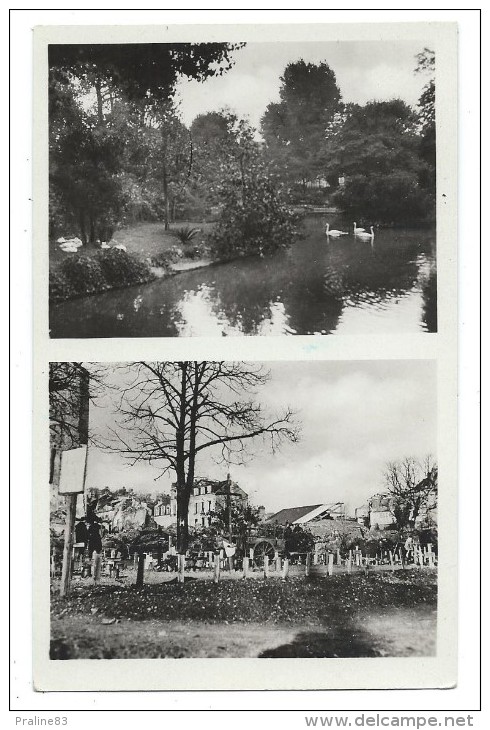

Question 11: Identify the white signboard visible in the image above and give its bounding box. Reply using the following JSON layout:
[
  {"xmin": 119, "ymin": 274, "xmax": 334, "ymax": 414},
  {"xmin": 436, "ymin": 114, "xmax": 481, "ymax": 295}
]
[{"xmin": 58, "ymin": 446, "xmax": 88, "ymax": 495}]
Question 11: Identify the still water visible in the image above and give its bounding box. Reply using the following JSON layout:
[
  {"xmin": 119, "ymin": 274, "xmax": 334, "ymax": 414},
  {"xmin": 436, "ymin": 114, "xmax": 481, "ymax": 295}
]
[{"xmin": 50, "ymin": 217, "xmax": 437, "ymax": 338}]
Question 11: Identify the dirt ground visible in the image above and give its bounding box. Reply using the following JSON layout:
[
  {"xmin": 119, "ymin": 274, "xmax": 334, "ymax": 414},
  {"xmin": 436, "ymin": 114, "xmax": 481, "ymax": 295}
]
[
  {"xmin": 51, "ymin": 605, "xmax": 435, "ymax": 660},
  {"xmin": 50, "ymin": 569, "xmax": 437, "ymax": 660}
]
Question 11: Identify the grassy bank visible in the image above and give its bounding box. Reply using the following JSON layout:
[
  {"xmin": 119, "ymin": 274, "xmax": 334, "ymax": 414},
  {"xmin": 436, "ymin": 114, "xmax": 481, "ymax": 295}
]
[
  {"xmin": 49, "ymin": 221, "xmax": 214, "ymax": 303},
  {"xmin": 50, "ymin": 570, "xmax": 437, "ymax": 659}
]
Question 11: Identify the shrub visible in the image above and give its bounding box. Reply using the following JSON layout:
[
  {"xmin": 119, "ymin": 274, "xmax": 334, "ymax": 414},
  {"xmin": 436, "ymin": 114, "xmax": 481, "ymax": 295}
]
[
  {"xmin": 59, "ymin": 255, "xmax": 108, "ymax": 296},
  {"xmin": 97, "ymin": 248, "xmax": 153, "ymax": 287},
  {"xmin": 333, "ymin": 172, "xmax": 430, "ymax": 225},
  {"xmin": 209, "ymin": 177, "xmax": 299, "ymax": 261},
  {"xmin": 50, "ymin": 249, "xmax": 156, "ymax": 302},
  {"xmin": 49, "ymin": 268, "xmax": 75, "ymax": 302},
  {"xmin": 174, "ymin": 226, "xmax": 201, "ymax": 245},
  {"xmin": 150, "ymin": 246, "xmax": 184, "ymax": 268},
  {"xmin": 184, "ymin": 239, "xmax": 211, "ymax": 260}
]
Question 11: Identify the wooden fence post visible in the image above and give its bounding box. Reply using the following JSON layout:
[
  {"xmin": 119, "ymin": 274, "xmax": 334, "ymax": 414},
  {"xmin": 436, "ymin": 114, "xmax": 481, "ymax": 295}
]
[
  {"xmin": 282, "ymin": 558, "xmax": 289, "ymax": 580},
  {"xmin": 60, "ymin": 493, "xmax": 77, "ymax": 597},
  {"xmin": 328, "ymin": 552, "xmax": 334, "ymax": 576},
  {"xmin": 305, "ymin": 552, "xmax": 311, "ymax": 577},
  {"xmin": 275, "ymin": 551, "xmax": 281, "ymax": 573},
  {"xmin": 208, "ymin": 551, "xmax": 213, "ymax": 569},
  {"xmin": 337, "ymin": 549, "xmax": 341, "ymax": 565},
  {"xmin": 177, "ymin": 553, "xmax": 185, "ymax": 583},
  {"xmin": 389, "ymin": 550, "xmax": 395, "ymax": 572},
  {"xmin": 214, "ymin": 554, "xmax": 220, "ymax": 583},
  {"xmin": 313, "ymin": 551, "xmax": 318, "ymax": 566},
  {"xmin": 263, "ymin": 555, "xmax": 269, "ymax": 579},
  {"xmin": 243, "ymin": 556, "xmax": 249, "ymax": 578},
  {"xmin": 347, "ymin": 550, "xmax": 352, "ymax": 573}
]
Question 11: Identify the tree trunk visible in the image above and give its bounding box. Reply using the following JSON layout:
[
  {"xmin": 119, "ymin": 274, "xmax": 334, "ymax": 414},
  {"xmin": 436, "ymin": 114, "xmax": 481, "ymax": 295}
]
[
  {"xmin": 79, "ymin": 211, "xmax": 87, "ymax": 245},
  {"xmin": 95, "ymin": 77, "xmax": 104, "ymax": 127},
  {"xmin": 89, "ymin": 215, "xmax": 97, "ymax": 245},
  {"xmin": 163, "ymin": 164, "xmax": 170, "ymax": 231},
  {"xmin": 176, "ymin": 491, "xmax": 189, "ymax": 555}
]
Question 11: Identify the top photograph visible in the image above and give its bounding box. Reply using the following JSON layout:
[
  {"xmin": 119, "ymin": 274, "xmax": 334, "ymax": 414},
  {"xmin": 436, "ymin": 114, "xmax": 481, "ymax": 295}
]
[{"xmin": 48, "ymin": 38, "xmax": 437, "ymax": 338}]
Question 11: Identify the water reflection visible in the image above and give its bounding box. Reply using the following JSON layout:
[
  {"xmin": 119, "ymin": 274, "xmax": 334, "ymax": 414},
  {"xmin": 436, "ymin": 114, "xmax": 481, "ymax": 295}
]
[{"xmin": 50, "ymin": 217, "xmax": 437, "ymax": 338}]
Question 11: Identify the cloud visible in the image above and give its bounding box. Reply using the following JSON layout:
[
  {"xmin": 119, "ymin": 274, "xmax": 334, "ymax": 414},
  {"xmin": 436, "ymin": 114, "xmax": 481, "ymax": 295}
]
[
  {"xmin": 175, "ymin": 40, "xmax": 430, "ymax": 129},
  {"xmin": 86, "ymin": 360, "xmax": 436, "ymax": 514}
]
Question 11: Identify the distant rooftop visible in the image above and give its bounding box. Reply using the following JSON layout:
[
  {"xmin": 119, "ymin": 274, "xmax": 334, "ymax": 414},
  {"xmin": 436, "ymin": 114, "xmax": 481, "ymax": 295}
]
[{"xmin": 266, "ymin": 502, "xmax": 344, "ymax": 525}]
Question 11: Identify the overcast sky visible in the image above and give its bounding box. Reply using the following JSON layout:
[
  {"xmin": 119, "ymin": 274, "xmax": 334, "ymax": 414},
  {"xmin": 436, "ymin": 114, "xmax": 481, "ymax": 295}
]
[
  {"xmin": 85, "ymin": 360, "xmax": 436, "ymax": 515},
  {"xmin": 175, "ymin": 40, "xmax": 430, "ymax": 130}
]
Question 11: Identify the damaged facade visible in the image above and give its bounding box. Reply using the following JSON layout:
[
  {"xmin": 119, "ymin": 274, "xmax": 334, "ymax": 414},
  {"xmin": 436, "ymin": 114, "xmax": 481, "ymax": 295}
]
[{"xmin": 152, "ymin": 475, "xmax": 248, "ymax": 529}]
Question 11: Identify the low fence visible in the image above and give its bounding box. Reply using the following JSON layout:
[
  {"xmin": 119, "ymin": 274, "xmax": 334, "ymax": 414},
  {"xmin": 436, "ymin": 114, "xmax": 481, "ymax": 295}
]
[
  {"xmin": 52, "ymin": 543, "xmax": 437, "ymax": 584},
  {"xmin": 137, "ymin": 542, "xmax": 437, "ymax": 583}
]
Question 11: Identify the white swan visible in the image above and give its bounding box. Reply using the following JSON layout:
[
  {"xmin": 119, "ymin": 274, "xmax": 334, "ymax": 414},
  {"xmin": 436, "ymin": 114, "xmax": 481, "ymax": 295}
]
[
  {"xmin": 325, "ymin": 223, "xmax": 348, "ymax": 238},
  {"xmin": 355, "ymin": 226, "xmax": 375, "ymax": 240},
  {"xmin": 353, "ymin": 222, "xmax": 366, "ymax": 234}
]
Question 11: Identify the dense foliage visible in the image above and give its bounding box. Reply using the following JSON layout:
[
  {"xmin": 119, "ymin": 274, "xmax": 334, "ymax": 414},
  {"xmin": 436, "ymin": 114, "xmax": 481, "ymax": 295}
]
[
  {"xmin": 260, "ymin": 57, "xmax": 436, "ymax": 225},
  {"xmin": 49, "ymin": 46, "xmax": 436, "ymax": 273},
  {"xmin": 328, "ymin": 100, "xmax": 433, "ymax": 224},
  {"xmin": 49, "ymin": 43, "xmax": 244, "ymax": 242},
  {"xmin": 49, "ymin": 249, "xmax": 155, "ymax": 302},
  {"xmin": 209, "ymin": 176, "xmax": 299, "ymax": 260},
  {"xmin": 261, "ymin": 60, "xmax": 342, "ymax": 193}
]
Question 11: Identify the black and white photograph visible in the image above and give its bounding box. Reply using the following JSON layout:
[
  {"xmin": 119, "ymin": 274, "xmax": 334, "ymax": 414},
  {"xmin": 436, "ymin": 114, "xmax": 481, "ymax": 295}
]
[
  {"xmin": 23, "ymin": 15, "xmax": 464, "ymax": 704},
  {"xmin": 48, "ymin": 360, "xmax": 438, "ymax": 668},
  {"xmin": 47, "ymin": 37, "xmax": 437, "ymax": 338}
]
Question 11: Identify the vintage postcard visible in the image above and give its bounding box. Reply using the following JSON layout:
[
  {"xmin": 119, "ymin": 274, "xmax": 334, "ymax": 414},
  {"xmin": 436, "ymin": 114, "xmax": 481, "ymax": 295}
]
[{"xmin": 32, "ymin": 21, "xmax": 458, "ymax": 692}]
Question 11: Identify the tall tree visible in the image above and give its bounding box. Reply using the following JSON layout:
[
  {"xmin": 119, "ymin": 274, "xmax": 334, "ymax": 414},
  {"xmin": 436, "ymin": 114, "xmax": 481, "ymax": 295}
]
[
  {"xmin": 138, "ymin": 100, "xmax": 193, "ymax": 229},
  {"xmin": 190, "ymin": 110, "xmax": 261, "ymax": 208},
  {"xmin": 49, "ymin": 362, "xmax": 90, "ymax": 449},
  {"xmin": 415, "ymin": 48, "xmax": 436, "ymax": 192},
  {"xmin": 48, "ymin": 43, "xmax": 245, "ymax": 239},
  {"xmin": 49, "ymin": 362, "xmax": 108, "ymax": 448},
  {"xmin": 383, "ymin": 455, "xmax": 437, "ymax": 529},
  {"xmin": 49, "ymin": 43, "xmax": 245, "ymax": 107},
  {"xmin": 329, "ymin": 100, "xmax": 430, "ymax": 223},
  {"xmin": 109, "ymin": 362, "xmax": 299, "ymax": 554},
  {"xmin": 261, "ymin": 60, "xmax": 342, "ymax": 189}
]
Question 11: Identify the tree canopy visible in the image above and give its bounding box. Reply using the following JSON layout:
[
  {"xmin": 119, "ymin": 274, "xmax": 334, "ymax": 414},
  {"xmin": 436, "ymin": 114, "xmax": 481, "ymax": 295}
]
[
  {"xmin": 261, "ymin": 60, "xmax": 342, "ymax": 187},
  {"xmin": 49, "ymin": 43, "xmax": 245, "ymax": 103},
  {"xmin": 383, "ymin": 456, "xmax": 437, "ymax": 529},
  {"xmin": 48, "ymin": 43, "xmax": 245, "ymax": 241},
  {"xmin": 329, "ymin": 100, "xmax": 432, "ymax": 223}
]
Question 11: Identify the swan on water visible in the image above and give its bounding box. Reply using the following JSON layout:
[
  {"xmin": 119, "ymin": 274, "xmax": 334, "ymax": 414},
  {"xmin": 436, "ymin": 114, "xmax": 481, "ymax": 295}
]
[
  {"xmin": 325, "ymin": 223, "xmax": 348, "ymax": 238},
  {"xmin": 353, "ymin": 222, "xmax": 366, "ymax": 234},
  {"xmin": 355, "ymin": 226, "xmax": 375, "ymax": 240}
]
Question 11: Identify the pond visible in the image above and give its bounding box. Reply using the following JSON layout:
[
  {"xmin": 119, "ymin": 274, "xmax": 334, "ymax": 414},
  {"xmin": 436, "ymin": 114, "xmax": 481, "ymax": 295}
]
[{"xmin": 49, "ymin": 217, "xmax": 437, "ymax": 338}]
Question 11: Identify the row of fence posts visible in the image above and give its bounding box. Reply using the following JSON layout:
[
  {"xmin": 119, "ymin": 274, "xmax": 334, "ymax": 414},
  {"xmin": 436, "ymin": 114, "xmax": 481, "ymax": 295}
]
[
  {"xmin": 208, "ymin": 548, "xmax": 337, "ymax": 582},
  {"xmin": 135, "ymin": 542, "xmax": 436, "ymax": 584}
]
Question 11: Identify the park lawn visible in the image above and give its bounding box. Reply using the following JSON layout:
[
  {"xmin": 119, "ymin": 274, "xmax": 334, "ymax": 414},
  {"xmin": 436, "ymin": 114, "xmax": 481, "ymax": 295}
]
[
  {"xmin": 50, "ymin": 220, "xmax": 214, "ymax": 265},
  {"xmin": 50, "ymin": 570, "xmax": 437, "ymax": 659}
]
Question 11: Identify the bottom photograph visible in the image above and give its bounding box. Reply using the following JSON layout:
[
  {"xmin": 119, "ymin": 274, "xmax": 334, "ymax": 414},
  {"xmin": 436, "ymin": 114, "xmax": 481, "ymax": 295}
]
[{"xmin": 48, "ymin": 359, "xmax": 438, "ymax": 662}]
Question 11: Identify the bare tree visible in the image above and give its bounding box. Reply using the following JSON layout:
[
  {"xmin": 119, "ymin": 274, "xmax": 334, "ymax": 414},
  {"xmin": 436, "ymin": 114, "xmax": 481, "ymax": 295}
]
[
  {"xmin": 49, "ymin": 362, "xmax": 109, "ymax": 448},
  {"xmin": 383, "ymin": 455, "xmax": 438, "ymax": 529},
  {"xmin": 108, "ymin": 361, "xmax": 299, "ymax": 553}
]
